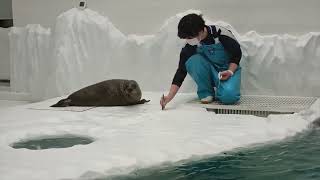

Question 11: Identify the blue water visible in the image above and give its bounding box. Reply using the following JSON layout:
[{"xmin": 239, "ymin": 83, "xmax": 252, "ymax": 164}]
[{"xmin": 102, "ymin": 128, "xmax": 320, "ymax": 180}]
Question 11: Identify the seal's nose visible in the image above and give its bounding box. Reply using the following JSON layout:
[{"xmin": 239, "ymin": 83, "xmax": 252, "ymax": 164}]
[{"xmin": 127, "ymin": 88, "xmax": 133, "ymax": 93}]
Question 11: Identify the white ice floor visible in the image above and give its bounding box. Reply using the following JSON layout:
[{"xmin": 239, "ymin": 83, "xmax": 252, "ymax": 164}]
[{"xmin": 0, "ymin": 92, "xmax": 319, "ymax": 180}]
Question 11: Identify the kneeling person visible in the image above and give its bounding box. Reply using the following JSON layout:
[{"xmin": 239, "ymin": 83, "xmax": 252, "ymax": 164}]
[{"xmin": 161, "ymin": 13, "xmax": 242, "ymax": 109}]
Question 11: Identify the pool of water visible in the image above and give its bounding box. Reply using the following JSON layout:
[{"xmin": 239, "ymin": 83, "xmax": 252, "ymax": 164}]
[
  {"xmin": 11, "ymin": 135, "xmax": 94, "ymax": 150},
  {"xmin": 104, "ymin": 128, "xmax": 320, "ymax": 180}
]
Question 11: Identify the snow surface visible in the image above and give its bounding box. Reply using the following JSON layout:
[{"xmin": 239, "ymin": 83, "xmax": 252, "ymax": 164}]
[
  {"xmin": 0, "ymin": 92, "xmax": 319, "ymax": 180},
  {"xmin": 8, "ymin": 8, "xmax": 320, "ymax": 101}
]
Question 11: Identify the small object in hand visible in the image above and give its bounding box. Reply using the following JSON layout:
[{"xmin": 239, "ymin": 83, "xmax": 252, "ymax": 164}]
[
  {"xmin": 218, "ymin": 72, "xmax": 222, "ymax": 80},
  {"xmin": 161, "ymin": 94, "xmax": 165, "ymax": 110}
]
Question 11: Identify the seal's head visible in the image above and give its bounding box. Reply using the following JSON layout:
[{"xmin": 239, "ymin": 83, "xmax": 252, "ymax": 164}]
[
  {"xmin": 122, "ymin": 80, "xmax": 142, "ymax": 102},
  {"xmin": 50, "ymin": 98, "xmax": 72, "ymax": 107}
]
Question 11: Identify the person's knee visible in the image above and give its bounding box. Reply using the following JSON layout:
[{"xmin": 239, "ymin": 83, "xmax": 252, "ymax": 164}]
[
  {"xmin": 188, "ymin": 54, "xmax": 205, "ymax": 62},
  {"xmin": 218, "ymin": 85, "xmax": 240, "ymax": 104},
  {"xmin": 185, "ymin": 54, "xmax": 207, "ymax": 71}
]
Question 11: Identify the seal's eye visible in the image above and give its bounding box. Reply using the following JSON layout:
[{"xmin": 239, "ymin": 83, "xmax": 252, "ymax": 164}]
[
  {"xmin": 126, "ymin": 84, "xmax": 134, "ymax": 93},
  {"xmin": 123, "ymin": 83, "xmax": 128, "ymax": 89},
  {"xmin": 131, "ymin": 83, "xmax": 137, "ymax": 90}
]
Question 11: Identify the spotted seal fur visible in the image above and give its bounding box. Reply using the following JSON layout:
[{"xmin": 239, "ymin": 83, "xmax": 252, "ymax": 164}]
[{"xmin": 51, "ymin": 79, "xmax": 149, "ymax": 107}]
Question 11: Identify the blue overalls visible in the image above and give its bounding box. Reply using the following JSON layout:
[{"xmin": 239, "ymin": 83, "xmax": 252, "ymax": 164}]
[{"xmin": 185, "ymin": 29, "xmax": 241, "ymax": 104}]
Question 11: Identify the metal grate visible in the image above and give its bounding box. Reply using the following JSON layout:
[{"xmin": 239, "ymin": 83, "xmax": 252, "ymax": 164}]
[
  {"xmin": 206, "ymin": 108, "xmax": 294, "ymax": 117},
  {"xmin": 189, "ymin": 95, "xmax": 318, "ymax": 117}
]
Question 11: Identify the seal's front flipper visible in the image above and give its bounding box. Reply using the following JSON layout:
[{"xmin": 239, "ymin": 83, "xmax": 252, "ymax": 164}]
[
  {"xmin": 51, "ymin": 98, "xmax": 72, "ymax": 107},
  {"xmin": 137, "ymin": 99, "xmax": 150, "ymax": 104}
]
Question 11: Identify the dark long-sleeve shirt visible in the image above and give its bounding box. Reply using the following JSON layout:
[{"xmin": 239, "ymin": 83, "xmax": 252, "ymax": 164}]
[{"xmin": 172, "ymin": 25, "xmax": 242, "ymax": 87}]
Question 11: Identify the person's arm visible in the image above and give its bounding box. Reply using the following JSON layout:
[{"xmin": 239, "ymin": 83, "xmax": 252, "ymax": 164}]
[
  {"xmin": 228, "ymin": 62, "xmax": 238, "ymax": 72},
  {"xmin": 167, "ymin": 84, "xmax": 180, "ymax": 100},
  {"xmin": 161, "ymin": 68, "xmax": 186, "ymax": 109},
  {"xmin": 160, "ymin": 84, "xmax": 180, "ymax": 109},
  {"xmin": 219, "ymin": 62, "xmax": 238, "ymax": 80},
  {"xmin": 160, "ymin": 47, "xmax": 195, "ymax": 109},
  {"xmin": 217, "ymin": 28, "xmax": 242, "ymax": 80},
  {"xmin": 219, "ymin": 31, "xmax": 242, "ymax": 63}
]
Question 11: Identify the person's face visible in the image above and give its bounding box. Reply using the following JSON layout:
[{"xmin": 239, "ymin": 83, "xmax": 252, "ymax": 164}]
[
  {"xmin": 185, "ymin": 36, "xmax": 200, "ymax": 46},
  {"xmin": 185, "ymin": 27, "xmax": 206, "ymax": 46}
]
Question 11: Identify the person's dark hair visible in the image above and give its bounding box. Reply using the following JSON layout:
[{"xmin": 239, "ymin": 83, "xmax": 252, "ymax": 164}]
[{"xmin": 178, "ymin": 13, "xmax": 206, "ymax": 39}]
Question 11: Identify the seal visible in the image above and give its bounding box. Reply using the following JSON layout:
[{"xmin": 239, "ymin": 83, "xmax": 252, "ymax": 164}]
[{"xmin": 51, "ymin": 79, "xmax": 150, "ymax": 107}]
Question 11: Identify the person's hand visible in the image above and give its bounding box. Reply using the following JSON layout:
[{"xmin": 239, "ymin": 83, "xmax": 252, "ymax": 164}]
[
  {"xmin": 219, "ymin": 70, "xmax": 234, "ymax": 81},
  {"xmin": 160, "ymin": 94, "xmax": 172, "ymax": 110}
]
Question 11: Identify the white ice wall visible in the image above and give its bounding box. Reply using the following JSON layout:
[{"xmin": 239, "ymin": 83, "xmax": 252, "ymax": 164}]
[
  {"xmin": 9, "ymin": 8, "xmax": 320, "ymax": 101},
  {"xmin": 9, "ymin": 25, "xmax": 51, "ymax": 100},
  {"xmin": 9, "ymin": 9, "xmax": 194, "ymax": 101},
  {"xmin": 8, "ymin": 0, "xmax": 320, "ymax": 86},
  {"xmin": 7, "ymin": 0, "xmax": 320, "ymax": 100},
  {"xmin": 12, "ymin": 0, "xmax": 320, "ymax": 35}
]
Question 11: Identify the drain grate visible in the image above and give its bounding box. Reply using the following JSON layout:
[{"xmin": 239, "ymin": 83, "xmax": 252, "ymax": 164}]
[
  {"xmin": 206, "ymin": 108, "xmax": 294, "ymax": 117},
  {"xmin": 190, "ymin": 95, "xmax": 318, "ymax": 117}
]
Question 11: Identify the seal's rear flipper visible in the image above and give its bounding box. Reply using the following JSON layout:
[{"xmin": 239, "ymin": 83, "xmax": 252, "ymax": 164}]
[
  {"xmin": 137, "ymin": 99, "xmax": 150, "ymax": 104},
  {"xmin": 51, "ymin": 98, "xmax": 72, "ymax": 107}
]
